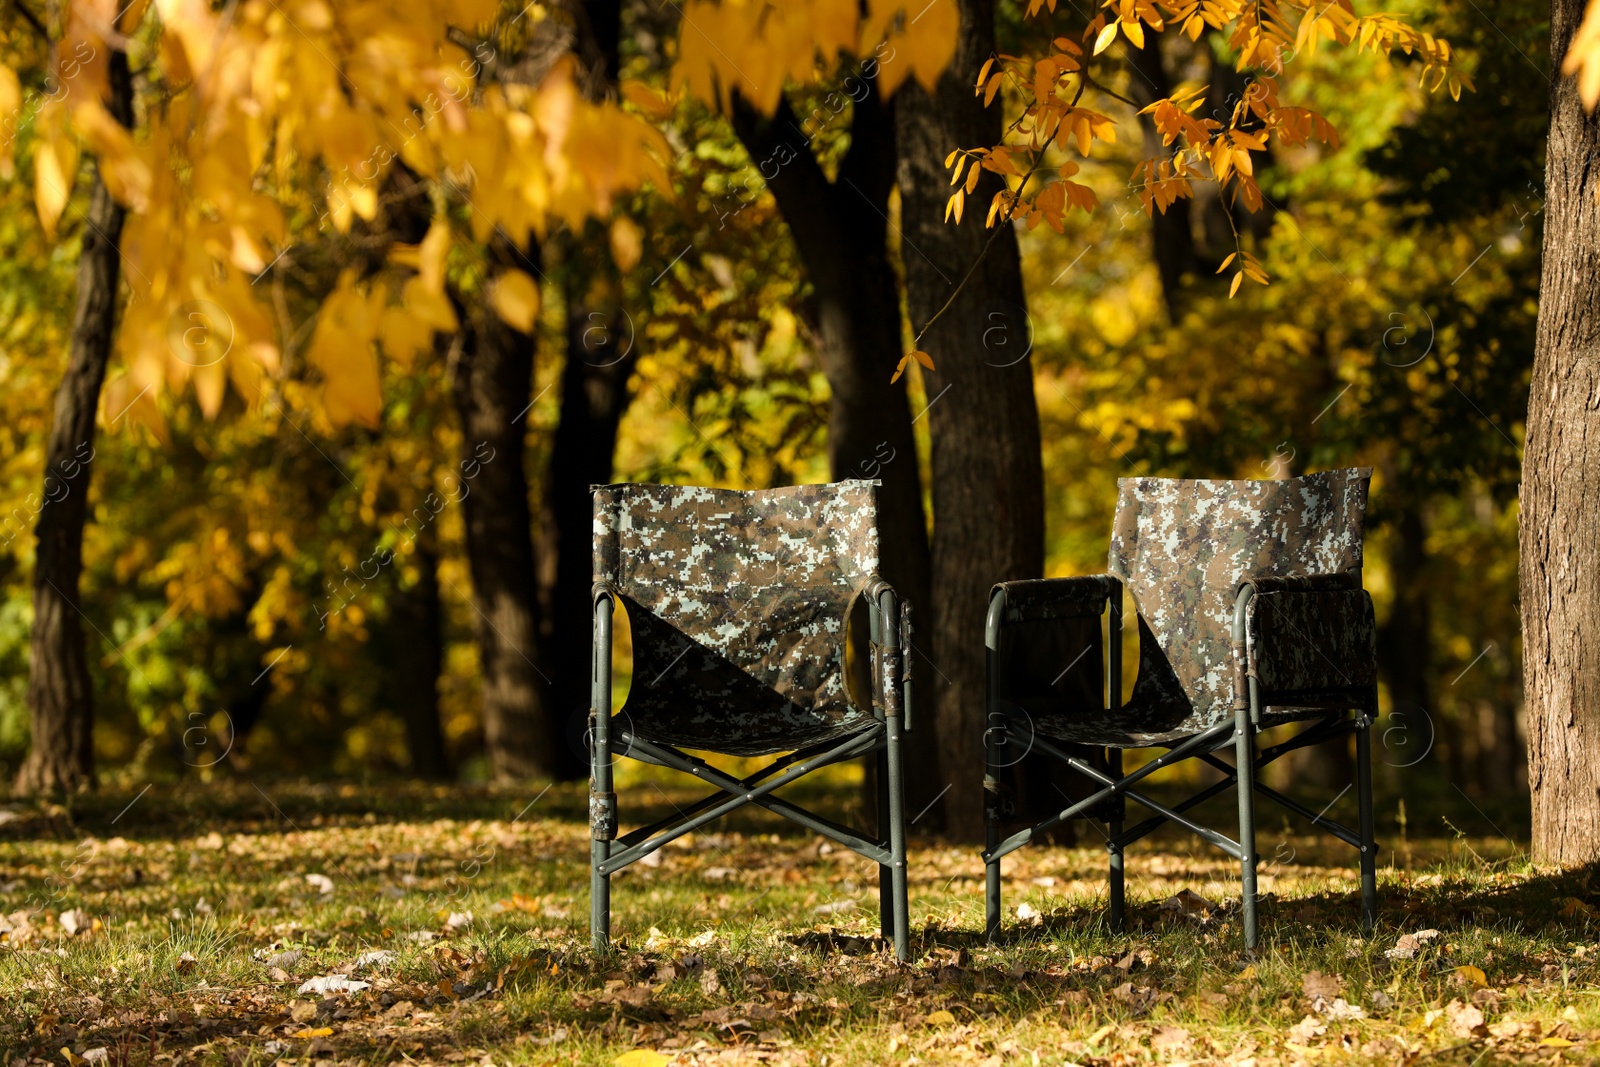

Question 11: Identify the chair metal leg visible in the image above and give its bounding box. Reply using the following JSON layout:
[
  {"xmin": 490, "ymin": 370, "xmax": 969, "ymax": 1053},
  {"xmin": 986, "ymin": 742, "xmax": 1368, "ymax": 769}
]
[
  {"xmin": 885, "ymin": 709, "xmax": 910, "ymax": 962},
  {"xmin": 591, "ymin": 741, "xmax": 611, "ymax": 955},
  {"xmin": 984, "ymin": 715, "xmax": 1004, "ymax": 943},
  {"xmin": 1236, "ymin": 701, "xmax": 1259, "ymax": 950},
  {"xmin": 590, "ymin": 596, "xmax": 615, "ymax": 956},
  {"xmin": 1356, "ymin": 711, "xmax": 1378, "ymax": 932},
  {"xmin": 1108, "ymin": 748, "xmax": 1126, "ymax": 934},
  {"xmin": 877, "ymin": 742, "xmax": 896, "ymax": 944}
]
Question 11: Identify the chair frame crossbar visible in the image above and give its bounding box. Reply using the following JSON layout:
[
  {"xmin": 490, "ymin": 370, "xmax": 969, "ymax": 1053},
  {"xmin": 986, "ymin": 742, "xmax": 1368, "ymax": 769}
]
[
  {"xmin": 598, "ymin": 729, "xmax": 893, "ymax": 873},
  {"xmin": 984, "ymin": 582, "xmax": 1379, "ymax": 948},
  {"xmin": 590, "ymin": 583, "xmax": 913, "ymax": 961}
]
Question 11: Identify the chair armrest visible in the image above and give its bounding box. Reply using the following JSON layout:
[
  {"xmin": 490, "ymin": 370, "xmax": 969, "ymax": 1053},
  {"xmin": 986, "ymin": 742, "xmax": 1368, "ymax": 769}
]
[
  {"xmin": 989, "ymin": 575, "xmax": 1118, "ymax": 637},
  {"xmin": 1231, "ymin": 574, "xmax": 1376, "ymax": 710}
]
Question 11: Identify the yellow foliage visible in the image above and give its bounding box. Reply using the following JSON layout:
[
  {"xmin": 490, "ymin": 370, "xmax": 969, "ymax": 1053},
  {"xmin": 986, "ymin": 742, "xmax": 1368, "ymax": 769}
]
[
  {"xmin": 4, "ymin": 0, "xmax": 668, "ymax": 430},
  {"xmin": 1564, "ymin": 0, "xmax": 1600, "ymax": 110},
  {"xmin": 671, "ymin": 0, "xmax": 958, "ymax": 114},
  {"xmin": 489, "ymin": 269, "xmax": 541, "ymax": 334}
]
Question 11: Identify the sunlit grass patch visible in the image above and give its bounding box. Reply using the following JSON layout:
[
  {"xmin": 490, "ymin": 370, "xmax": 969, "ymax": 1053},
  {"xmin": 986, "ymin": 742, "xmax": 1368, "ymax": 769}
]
[{"xmin": 0, "ymin": 783, "xmax": 1593, "ymax": 1066}]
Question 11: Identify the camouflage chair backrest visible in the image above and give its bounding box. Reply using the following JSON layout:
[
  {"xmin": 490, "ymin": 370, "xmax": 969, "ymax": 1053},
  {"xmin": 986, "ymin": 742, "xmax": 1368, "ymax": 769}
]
[
  {"xmin": 591, "ymin": 480, "xmax": 880, "ymax": 755},
  {"xmin": 1106, "ymin": 469, "xmax": 1371, "ymax": 730}
]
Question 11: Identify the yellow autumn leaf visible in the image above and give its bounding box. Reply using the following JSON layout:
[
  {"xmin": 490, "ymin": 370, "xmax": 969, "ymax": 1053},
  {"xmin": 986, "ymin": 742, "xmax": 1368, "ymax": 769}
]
[
  {"xmin": 1540, "ymin": 1037, "xmax": 1577, "ymax": 1047},
  {"xmin": 911, "ymin": 349, "xmax": 936, "ymax": 370},
  {"xmin": 613, "ymin": 1051, "xmax": 674, "ymax": 1067},
  {"xmin": 609, "ymin": 216, "xmax": 643, "ymax": 272},
  {"xmin": 0, "ymin": 64, "xmax": 19, "ymax": 178},
  {"xmin": 291, "ymin": 1028, "xmax": 333, "ymax": 1038},
  {"xmin": 490, "ymin": 268, "xmax": 540, "ymax": 333},
  {"xmin": 621, "ymin": 79, "xmax": 676, "ymax": 119},
  {"xmin": 902, "ymin": 0, "xmax": 960, "ymax": 94},
  {"xmin": 1454, "ymin": 965, "xmax": 1488, "ymax": 988},
  {"xmin": 1093, "ymin": 21, "xmax": 1120, "ymax": 55},
  {"xmin": 33, "ymin": 135, "xmax": 78, "ymax": 241},
  {"xmin": 926, "ymin": 1009, "xmax": 957, "ymax": 1025},
  {"xmin": 1229, "ymin": 271, "xmax": 1244, "ymax": 298}
]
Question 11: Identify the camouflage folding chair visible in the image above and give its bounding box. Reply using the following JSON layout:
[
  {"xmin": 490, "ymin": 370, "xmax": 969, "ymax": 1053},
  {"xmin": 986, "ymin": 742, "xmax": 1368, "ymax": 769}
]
[
  {"xmin": 589, "ymin": 480, "xmax": 914, "ymax": 960},
  {"xmin": 983, "ymin": 468, "xmax": 1379, "ymax": 947}
]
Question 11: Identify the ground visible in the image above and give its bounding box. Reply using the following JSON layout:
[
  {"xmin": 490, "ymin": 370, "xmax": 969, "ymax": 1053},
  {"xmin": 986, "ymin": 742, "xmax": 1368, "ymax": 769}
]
[{"xmin": 0, "ymin": 773, "xmax": 1595, "ymax": 1067}]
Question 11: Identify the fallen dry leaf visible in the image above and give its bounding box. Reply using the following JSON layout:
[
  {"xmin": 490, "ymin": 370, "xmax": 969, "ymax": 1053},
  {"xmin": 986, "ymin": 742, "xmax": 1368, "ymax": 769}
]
[
  {"xmin": 1446, "ymin": 998, "xmax": 1487, "ymax": 1039},
  {"xmin": 1151, "ymin": 1025, "xmax": 1191, "ymax": 1052},
  {"xmin": 1301, "ymin": 971, "xmax": 1341, "ymax": 1000},
  {"xmin": 291, "ymin": 1027, "xmax": 334, "ymax": 1039},
  {"xmin": 1287, "ymin": 1015, "xmax": 1326, "ymax": 1045},
  {"xmin": 926, "ymin": 1009, "xmax": 956, "ymax": 1026}
]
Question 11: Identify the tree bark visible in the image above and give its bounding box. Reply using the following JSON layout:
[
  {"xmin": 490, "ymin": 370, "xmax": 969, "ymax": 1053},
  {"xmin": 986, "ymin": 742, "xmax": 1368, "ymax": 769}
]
[
  {"xmin": 449, "ymin": 238, "xmax": 551, "ymax": 781},
  {"xmin": 390, "ymin": 533, "xmax": 450, "ymax": 779},
  {"xmin": 1523, "ymin": 0, "xmax": 1600, "ymax": 865},
  {"xmin": 1127, "ymin": 37, "xmax": 1199, "ymax": 319},
  {"xmin": 14, "ymin": 49, "xmax": 133, "ymax": 796},
  {"xmin": 1377, "ymin": 488, "xmax": 1434, "ymax": 767},
  {"xmin": 895, "ymin": 0, "xmax": 1046, "ymax": 841},
  {"xmin": 730, "ymin": 80, "xmax": 939, "ymax": 822},
  {"xmin": 538, "ymin": 0, "xmax": 642, "ymax": 781},
  {"xmin": 541, "ymin": 282, "xmax": 638, "ymax": 780}
]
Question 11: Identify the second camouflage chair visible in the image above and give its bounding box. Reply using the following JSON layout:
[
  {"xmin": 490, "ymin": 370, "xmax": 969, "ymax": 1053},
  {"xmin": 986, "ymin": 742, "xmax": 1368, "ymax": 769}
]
[
  {"xmin": 983, "ymin": 468, "xmax": 1380, "ymax": 947},
  {"xmin": 588, "ymin": 479, "xmax": 915, "ymax": 960}
]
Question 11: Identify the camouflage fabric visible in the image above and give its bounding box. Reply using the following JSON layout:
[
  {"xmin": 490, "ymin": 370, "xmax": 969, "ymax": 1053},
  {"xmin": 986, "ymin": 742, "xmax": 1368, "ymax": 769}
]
[
  {"xmin": 1245, "ymin": 586, "xmax": 1378, "ymax": 702},
  {"xmin": 1104, "ymin": 468, "xmax": 1373, "ymax": 736},
  {"xmin": 592, "ymin": 480, "xmax": 880, "ymax": 757}
]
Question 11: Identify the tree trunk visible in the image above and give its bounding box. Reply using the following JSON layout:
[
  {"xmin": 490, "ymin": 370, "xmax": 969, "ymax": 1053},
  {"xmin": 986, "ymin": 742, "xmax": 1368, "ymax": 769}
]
[
  {"xmin": 541, "ymin": 281, "xmax": 638, "ymax": 780},
  {"xmin": 1373, "ymin": 489, "xmax": 1433, "ymax": 781},
  {"xmin": 895, "ymin": 0, "xmax": 1047, "ymax": 841},
  {"xmin": 538, "ymin": 0, "xmax": 641, "ymax": 781},
  {"xmin": 1127, "ymin": 37, "xmax": 1199, "ymax": 318},
  {"xmin": 450, "ymin": 239, "xmax": 550, "ymax": 781},
  {"xmin": 14, "ymin": 49, "xmax": 132, "ymax": 796},
  {"xmin": 730, "ymin": 81, "xmax": 939, "ymax": 823},
  {"xmin": 1523, "ymin": 0, "xmax": 1600, "ymax": 864},
  {"xmin": 390, "ymin": 533, "xmax": 450, "ymax": 779}
]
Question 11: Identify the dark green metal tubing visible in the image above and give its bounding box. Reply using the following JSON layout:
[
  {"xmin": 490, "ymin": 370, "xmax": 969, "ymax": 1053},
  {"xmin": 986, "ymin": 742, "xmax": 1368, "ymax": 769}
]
[
  {"xmin": 610, "ymin": 732, "xmax": 893, "ymax": 866},
  {"xmin": 1108, "ymin": 748, "xmax": 1126, "ymax": 933},
  {"xmin": 984, "ymin": 589, "xmax": 1005, "ymax": 942},
  {"xmin": 596, "ymin": 729, "xmax": 882, "ymax": 874},
  {"xmin": 1107, "ymin": 589, "xmax": 1125, "ymax": 933},
  {"xmin": 1254, "ymin": 715, "xmax": 1355, "ymax": 764},
  {"xmin": 1054, "ymin": 749, "xmax": 1243, "ymax": 861},
  {"xmin": 986, "ymin": 720, "xmax": 1234, "ymax": 863},
  {"xmin": 1114, "ymin": 772, "xmax": 1236, "ymax": 849},
  {"xmin": 615, "ymin": 733, "xmax": 873, "ymax": 847},
  {"xmin": 591, "ymin": 596, "xmax": 615, "ymax": 955},
  {"xmin": 1236, "ymin": 686, "xmax": 1260, "ymax": 950},
  {"xmin": 1194, "ymin": 751, "xmax": 1365, "ymax": 851},
  {"xmin": 878, "ymin": 587, "xmax": 910, "ymax": 962},
  {"xmin": 1357, "ymin": 708, "xmax": 1378, "ymax": 931}
]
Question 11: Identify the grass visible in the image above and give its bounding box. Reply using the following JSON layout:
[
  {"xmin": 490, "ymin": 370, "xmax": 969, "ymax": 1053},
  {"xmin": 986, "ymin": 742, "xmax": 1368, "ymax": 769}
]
[{"xmin": 0, "ymin": 773, "xmax": 1595, "ymax": 1067}]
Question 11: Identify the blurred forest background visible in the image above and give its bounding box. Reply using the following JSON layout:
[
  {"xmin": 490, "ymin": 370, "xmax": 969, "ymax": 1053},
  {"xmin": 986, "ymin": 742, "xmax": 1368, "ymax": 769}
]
[{"xmin": 0, "ymin": 0, "xmax": 1544, "ymax": 827}]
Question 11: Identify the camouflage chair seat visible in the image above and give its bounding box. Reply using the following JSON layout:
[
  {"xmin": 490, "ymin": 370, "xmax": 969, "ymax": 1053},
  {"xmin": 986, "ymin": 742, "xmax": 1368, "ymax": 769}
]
[
  {"xmin": 587, "ymin": 480, "xmax": 913, "ymax": 960},
  {"xmin": 983, "ymin": 469, "xmax": 1380, "ymax": 948}
]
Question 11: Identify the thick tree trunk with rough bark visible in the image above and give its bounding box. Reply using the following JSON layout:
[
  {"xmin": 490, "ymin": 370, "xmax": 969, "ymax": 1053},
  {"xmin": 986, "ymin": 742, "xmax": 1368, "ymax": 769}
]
[
  {"xmin": 15, "ymin": 50, "xmax": 133, "ymax": 796},
  {"xmin": 1523, "ymin": 0, "xmax": 1600, "ymax": 864},
  {"xmin": 450, "ymin": 240, "xmax": 551, "ymax": 781},
  {"xmin": 730, "ymin": 81, "xmax": 939, "ymax": 822},
  {"xmin": 896, "ymin": 0, "xmax": 1047, "ymax": 841},
  {"xmin": 538, "ymin": 0, "xmax": 643, "ymax": 781}
]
